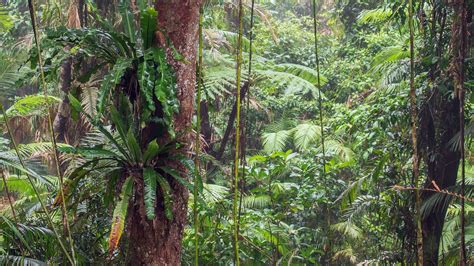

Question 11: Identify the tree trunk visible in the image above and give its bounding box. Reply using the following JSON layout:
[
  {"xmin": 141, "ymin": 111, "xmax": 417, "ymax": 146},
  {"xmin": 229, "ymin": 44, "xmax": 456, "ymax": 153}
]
[
  {"xmin": 200, "ymin": 100, "xmax": 212, "ymax": 152},
  {"xmin": 214, "ymin": 82, "xmax": 249, "ymax": 161},
  {"xmin": 53, "ymin": 0, "xmax": 81, "ymax": 143},
  {"xmin": 127, "ymin": 1, "xmax": 202, "ymax": 264},
  {"xmin": 418, "ymin": 0, "xmax": 470, "ymax": 263},
  {"xmin": 419, "ymin": 62, "xmax": 461, "ymax": 266}
]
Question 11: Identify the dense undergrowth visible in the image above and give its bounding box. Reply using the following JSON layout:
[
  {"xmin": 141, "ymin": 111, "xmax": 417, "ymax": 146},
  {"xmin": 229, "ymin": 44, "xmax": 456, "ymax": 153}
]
[{"xmin": 0, "ymin": 0, "xmax": 472, "ymax": 265}]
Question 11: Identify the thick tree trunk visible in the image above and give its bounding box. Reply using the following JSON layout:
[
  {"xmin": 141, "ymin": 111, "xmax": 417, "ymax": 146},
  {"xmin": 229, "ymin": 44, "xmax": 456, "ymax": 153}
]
[{"xmin": 127, "ymin": 1, "xmax": 202, "ymax": 264}]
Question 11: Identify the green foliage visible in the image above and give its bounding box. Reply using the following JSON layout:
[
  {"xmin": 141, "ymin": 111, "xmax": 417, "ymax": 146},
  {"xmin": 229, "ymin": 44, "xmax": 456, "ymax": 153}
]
[
  {"xmin": 3, "ymin": 95, "xmax": 60, "ymax": 118},
  {"xmin": 108, "ymin": 176, "xmax": 133, "ymax": 254},
  {"xmin": 1, "ymin": 0, "xmax": 472, "ymax": 264},
  {"xmin": 143, "ymin": 167, "xmax": 158, "ymax": 220}
]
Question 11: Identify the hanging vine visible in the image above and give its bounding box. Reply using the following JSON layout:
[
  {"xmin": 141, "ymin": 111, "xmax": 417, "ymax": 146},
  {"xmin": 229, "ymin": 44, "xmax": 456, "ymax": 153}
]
[
  {"xmin": 407, "ymin": 0, "xmax": 423, "ymax": 264},
  {"xmin": 237, "ymin": 0, "xmax": 255, "ymax": 245},
  {"xmin": 194, "ymin": 6, "xmax": 204, "ymax": 266},
  {"xmin": 457, "ymin": 0, "xmax": 467, "ymax": 263},
  {"xmin": 312, "ymin": 0, "xmax": 330, "ymax": 262},
  {"xmin": 233, "ymin": 0, "xmax": 244, "ymax": 264},
  {"xmin": 26, "ymin": 0, "xmax": 76, "ymax": 263}
]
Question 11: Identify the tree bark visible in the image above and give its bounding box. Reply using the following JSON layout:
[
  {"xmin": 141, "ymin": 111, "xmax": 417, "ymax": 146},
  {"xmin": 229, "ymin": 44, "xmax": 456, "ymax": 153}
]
[{"xmin": 127, "ymin": 1, "xmax": 202, "ymax": 265}]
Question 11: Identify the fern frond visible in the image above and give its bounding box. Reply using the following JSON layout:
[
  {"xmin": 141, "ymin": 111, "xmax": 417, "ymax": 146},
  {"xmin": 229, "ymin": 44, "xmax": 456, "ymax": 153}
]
[
  {"xmin": 357, "ymin": 8, "xmax": 393, "ymax": 24},
  {"xmin": 255, "ymin": 69, "xmax": 324, "ymax": 99},
  {"xmin": 262, "ymin": 130, "xmax": 291, "ymax": 153},
  {"xmin": 202, "ymin": 183, "xmax": 228, "ymax": 203},
  {"xmin": 274, "ymin": 63, "xmax": 328, "ymax": 86},
  {"xmin": 292, "ymin": 123, "xmax": 321, "ymax": 151}
]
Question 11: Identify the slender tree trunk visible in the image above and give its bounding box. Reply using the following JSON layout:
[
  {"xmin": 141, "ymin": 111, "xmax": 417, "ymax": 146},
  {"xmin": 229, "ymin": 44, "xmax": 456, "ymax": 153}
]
[
  {"xmin": 127, "ymin": 1, "xmax": 202, "ymax": 264},
  {"xmin": 200, "ymin": 100, "xmax": 212, "ymax": 152},
  {"xmin": 215, "ymin": 82, "xmax": 249, "ymax": 161},
  {"xmin": 53, "ymin": 0, "xmax": 81, "ymax": 142}
]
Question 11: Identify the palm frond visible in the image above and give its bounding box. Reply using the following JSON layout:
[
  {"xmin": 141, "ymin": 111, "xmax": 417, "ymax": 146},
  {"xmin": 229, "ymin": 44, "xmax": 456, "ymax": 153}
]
[
  {"xmin": 324, "ymin": 139, "xmax": 354, "ymax": 162},
  {"xmin": 292, "ymin": 122, "xmax": 321, "ymax": 151},
  {"xmin": 331, "ymin": 221, "xmax": 363, "ymax": 240},
  {"xmin": 357, "ymin": 8, "xmax": 393, "ymax": 24},
  {"xmin": 262, "ymin": 130, "xmax": 291, "ymax": 153},
  {"xmin": 1, "ymin": 95, "xmax": 60, "ymax": 119},
  {"xmin": 421, "ymin": 184, "xmax": 474, "ymax": 219},
  {"xmin": 0, "ymin": 255, "xmax": 47, "ymax": 266},
  {"xmin": 243, "ymin": 194, "xmax": 271, "ymax": 208}
]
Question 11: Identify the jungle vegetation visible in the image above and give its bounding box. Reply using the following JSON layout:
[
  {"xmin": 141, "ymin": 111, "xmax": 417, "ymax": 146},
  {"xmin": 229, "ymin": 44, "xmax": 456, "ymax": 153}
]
[{"xmin": 0, "ymin": 0, "xmax": 472, "ymax": 265}]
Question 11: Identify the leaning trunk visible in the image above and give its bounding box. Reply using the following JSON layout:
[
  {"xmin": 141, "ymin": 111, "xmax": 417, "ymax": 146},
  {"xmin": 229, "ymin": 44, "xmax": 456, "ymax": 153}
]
[{"xmin": 127, "ymin": 1, "xmax": 201, "ymax": 264}]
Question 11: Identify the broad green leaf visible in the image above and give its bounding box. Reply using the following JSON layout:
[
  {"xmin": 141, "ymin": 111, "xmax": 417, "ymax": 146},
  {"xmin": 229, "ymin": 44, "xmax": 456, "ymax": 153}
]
[
  {"xmin": 97, "ymin": 58, "xmax": 132, "ymax": 114},
  {"xmin": 156, "ymin": 173, "xmax": 173, "ymax": 220},
  {"xmin": 143, "ymin": 168, "xmax": 158, "ymax": 220},
  {"xmin": 126, "ymin": 129, "xmax": 142, "ymax": 163},
  {"xmin": 108, "ymin": 176, "xmax": 133, "ymax": 254},
  {"xmin": 143, "ymin": 139, "xmax": 160, "ymax": 164},
  {"xmin": 140, "ymin": 7, "xmax": 158, "ymax": 50}
]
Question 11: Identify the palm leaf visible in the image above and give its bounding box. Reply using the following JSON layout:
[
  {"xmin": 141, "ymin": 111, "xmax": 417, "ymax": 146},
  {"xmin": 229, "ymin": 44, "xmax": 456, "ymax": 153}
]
[
  {"xmin": 292, "ymin": 123, "xmax": 321, "ymax": 151},
  {"xmin": 262, "ymin": 130, "xmax": 291, "ymax": 153}
]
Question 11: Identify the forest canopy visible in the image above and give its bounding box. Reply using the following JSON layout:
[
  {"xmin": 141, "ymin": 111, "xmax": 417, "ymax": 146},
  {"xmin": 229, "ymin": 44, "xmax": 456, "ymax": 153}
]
[{"xmin": 0, "ymin": 0, "xmax": 472, "ymax": 265}]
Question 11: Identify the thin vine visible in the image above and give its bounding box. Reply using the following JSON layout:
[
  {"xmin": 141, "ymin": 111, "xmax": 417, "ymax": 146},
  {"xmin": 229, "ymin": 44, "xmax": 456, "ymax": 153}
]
[
  {"xmin": 237, "ymin": 0, "xmax": 255, "ymax": 245},
  {"xmin": 458, "ymin": 0, "xmax": 467, "ymax": 263},
  {"xmin": 233, "ymin": 0, "xmax": 244, "ymax": 264},
  {"xmin": 407, "ymin": 0, "xmax": 423, "ymax": 264},
  {"xmin": 194, "ymin": 6, "xmax": 204, "ymax": 266},
  {"xmin": 27, "ymin": 0, "xmax": 76, "ymax": 262},
  {"xmin": 312, "ymin": 0, "xmax": 330, "ymax": 262}
]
